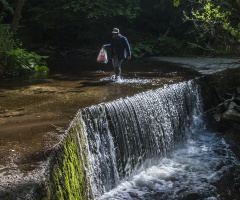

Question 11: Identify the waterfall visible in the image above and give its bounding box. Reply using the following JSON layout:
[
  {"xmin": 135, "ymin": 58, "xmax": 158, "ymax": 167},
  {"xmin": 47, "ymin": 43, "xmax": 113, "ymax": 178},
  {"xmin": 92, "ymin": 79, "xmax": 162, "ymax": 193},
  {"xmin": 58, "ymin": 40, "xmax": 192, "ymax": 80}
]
[{"xmin": 79, "ymin": 80, "xmax": 202, "ymax": 198}]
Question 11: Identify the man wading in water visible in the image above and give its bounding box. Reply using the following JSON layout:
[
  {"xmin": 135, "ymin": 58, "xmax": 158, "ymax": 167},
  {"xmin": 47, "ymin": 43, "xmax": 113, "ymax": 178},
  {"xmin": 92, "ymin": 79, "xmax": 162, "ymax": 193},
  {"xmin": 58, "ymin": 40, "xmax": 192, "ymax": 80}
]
[{"xmin": 103, "ymin": 28, "xmax": 131, "ymax": 80}]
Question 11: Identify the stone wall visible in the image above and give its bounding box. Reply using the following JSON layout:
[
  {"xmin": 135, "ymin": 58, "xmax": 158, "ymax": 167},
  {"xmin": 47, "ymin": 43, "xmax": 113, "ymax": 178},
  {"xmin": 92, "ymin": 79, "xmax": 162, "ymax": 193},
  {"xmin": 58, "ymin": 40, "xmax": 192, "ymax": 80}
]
[{"xmin": 46, "ymin": 114, "xmax": 93, "ymax": 200}]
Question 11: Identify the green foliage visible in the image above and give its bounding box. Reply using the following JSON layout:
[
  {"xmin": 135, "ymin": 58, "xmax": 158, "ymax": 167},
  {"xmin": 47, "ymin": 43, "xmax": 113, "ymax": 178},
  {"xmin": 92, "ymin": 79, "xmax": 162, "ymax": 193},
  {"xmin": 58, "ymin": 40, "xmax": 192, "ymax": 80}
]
[
  {"xmin": 185, "ymin": 0, "xmax": 240, "ymax": 55},
  {"xmin": 132, "ymin": 34, "xmax": 184, "ymax": 57},
  {"xmin": 0, "ymin": 24, "xmax": 49, "ymax": 77},
  {"xmin": 0, "ymin": 24, "xmax": 13, "ymax": 50},
  {"xmin": 62, "ymin": 0, "xmax": 141, "ymax": 20},
  {"xmin": 15, "ymin": 0, "xmax": 240, "ymax": 58},
  {"xmin": 173, "ymin": 0, "xmax": 180, "ymax": 7},
  {"xmin": 0, "ymin": 0, "xmax": 14, "ymax": 12},
  {"xmin": 192, "ymin": 1, "xmax": 240, "ymax": 41},
  {"xmin": 155, "ymin": 35, "xmax": 184, "ymax": 55},
  {"xmin": 21, "ymin": 0, "xmax": 142, "ymax": 48},
  {"xmin": 21, "ymin": 0, "xmax": 196, "ymax": 57},
  {"xmin": 9, "ymin": 48, "xmax": 48, "ymax": 69},
  {"xmin": 35, "ymin": 65, "xmax": 49, "ymax": 73},
  {"xmin": 0, "ymin": 0, "xmax": 14, "ymax": 22},
  {"xmin": 128, "ymin": 0, "xmax": 194, "ymax": 57}
]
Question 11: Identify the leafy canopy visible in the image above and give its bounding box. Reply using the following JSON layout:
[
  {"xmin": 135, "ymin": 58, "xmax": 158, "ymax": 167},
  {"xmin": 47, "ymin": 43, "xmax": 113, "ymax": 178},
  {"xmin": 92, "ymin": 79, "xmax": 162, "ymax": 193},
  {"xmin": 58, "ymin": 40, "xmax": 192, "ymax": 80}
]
[
  {"xmin": 189, "ymin": 0, "xmax": 240, "ymax": 42},
  {"xmin": 61, "ymin": 0, "xmax": 141, "ymax": 20}
]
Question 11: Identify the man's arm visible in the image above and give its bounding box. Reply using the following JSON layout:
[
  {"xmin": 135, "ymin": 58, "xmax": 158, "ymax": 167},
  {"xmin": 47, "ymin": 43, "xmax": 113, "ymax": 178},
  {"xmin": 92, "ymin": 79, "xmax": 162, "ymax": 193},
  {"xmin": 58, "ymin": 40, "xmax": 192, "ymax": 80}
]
[
  {"xmin": 103, "ymin": 44, "xmax": 111, "ymax": 49},
  {"xmin": 123, "ymin": 37, "xmax": 131, "ymax": 60}
]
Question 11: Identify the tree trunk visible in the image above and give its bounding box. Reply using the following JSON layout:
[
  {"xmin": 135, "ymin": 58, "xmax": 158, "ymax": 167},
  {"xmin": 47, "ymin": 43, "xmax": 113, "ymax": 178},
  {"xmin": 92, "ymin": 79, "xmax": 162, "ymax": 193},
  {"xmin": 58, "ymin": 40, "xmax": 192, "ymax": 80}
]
[{"xmin": 9, "ymin": 0, "xmax": 25, "ymax": 34}]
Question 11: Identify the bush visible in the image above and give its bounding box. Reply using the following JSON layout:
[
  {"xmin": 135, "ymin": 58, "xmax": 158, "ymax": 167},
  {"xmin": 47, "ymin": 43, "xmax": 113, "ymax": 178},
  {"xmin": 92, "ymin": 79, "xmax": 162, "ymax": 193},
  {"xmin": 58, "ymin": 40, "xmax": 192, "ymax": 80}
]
[
  {"xmin": 131, "ymin": 34, "xmax": 185, "ymax": 58},
  {"xmin": 0, "ymin": 24, "xmax": 49, "ymax": 77}
]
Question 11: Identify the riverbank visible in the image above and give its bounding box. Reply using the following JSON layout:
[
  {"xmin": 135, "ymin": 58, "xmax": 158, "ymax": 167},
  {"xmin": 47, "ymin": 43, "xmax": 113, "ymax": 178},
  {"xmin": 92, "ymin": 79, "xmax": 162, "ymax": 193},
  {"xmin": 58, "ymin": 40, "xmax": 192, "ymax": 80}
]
[{"xmin": 0, "ymin": 56, "xmax": 240, "ymax": 199}]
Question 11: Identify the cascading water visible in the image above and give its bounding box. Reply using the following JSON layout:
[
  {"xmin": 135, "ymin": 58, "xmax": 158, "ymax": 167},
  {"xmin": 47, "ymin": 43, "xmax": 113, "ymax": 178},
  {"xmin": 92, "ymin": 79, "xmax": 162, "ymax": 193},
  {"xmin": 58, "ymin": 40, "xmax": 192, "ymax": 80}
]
[{"xmin": 77, "ymin": 80, "xmax": 240, "ymax": 200}]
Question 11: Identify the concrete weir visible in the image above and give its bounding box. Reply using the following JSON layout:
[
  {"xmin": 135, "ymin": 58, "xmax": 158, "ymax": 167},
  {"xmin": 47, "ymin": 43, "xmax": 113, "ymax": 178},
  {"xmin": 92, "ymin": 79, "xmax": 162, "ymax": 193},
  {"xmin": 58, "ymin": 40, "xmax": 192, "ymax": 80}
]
[{"xmin": 0, "ymin": 57, "xmax": 240, "ymax": 199}]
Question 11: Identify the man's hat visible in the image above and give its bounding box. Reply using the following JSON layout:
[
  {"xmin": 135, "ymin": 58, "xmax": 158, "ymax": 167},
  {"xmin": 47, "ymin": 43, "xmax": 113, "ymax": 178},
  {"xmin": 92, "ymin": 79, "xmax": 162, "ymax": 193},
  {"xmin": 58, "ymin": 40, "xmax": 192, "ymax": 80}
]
[{"xmin": 112, "ymin": 28, "xmax": 120, "ymax": 34}]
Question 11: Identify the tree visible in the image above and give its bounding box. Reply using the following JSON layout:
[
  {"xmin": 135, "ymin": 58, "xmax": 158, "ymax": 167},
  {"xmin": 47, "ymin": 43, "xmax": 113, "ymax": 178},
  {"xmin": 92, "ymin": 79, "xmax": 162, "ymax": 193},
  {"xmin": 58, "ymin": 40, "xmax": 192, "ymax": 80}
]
[
  {"xmin": 0, "ymin": 0, "xmax": 49, "ymax": 78},
  {"xmin": 128, "ymin": 0, "xmax": 193, "ymax": 57},
  {"xmin": 184, "ymin": 0, "xmax": 240, "ymax": 55},
  {"xmin": 62, "ymin": 0, "xmax": 141, "ymax": 20},
  {"xmin": 21, "ymin": 0, "xmax": 141, "ymax": 48},
  {"xmin": 9, "ymin": 0, "xmax": 25, "ymax": 33}
]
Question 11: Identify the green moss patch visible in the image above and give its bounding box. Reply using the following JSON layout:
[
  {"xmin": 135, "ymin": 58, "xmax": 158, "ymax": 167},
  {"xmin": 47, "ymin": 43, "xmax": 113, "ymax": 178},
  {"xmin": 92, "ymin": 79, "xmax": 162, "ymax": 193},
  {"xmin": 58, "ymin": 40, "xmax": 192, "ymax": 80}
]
[{"xmin": 47, "ymin": 114, "xmax": 93, "ymax": 200}]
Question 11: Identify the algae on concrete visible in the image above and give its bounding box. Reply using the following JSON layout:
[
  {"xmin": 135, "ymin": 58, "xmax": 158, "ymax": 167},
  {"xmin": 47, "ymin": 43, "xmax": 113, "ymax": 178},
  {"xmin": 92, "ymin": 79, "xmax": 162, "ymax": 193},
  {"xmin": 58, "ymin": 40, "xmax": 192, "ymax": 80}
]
[{"xmin": 47, "ymin": 113, "xmax": 93, "ymax": 200}]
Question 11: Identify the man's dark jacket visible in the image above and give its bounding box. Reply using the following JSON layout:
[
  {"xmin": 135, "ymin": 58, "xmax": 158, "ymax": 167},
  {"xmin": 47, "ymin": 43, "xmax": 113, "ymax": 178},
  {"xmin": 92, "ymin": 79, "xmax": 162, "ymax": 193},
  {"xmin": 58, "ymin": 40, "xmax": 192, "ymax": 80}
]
[{"xmin": 104, "ymin": 34, "xmax": 131, "ymax": 60}]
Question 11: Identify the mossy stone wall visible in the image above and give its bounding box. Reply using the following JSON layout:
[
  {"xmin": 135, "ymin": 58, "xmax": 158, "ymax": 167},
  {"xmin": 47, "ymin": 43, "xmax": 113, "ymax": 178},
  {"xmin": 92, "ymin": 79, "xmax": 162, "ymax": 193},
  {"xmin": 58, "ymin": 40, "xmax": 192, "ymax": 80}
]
[{"xmin": 46, "ymin": 114, "xmax": 93, "ymax": 200}]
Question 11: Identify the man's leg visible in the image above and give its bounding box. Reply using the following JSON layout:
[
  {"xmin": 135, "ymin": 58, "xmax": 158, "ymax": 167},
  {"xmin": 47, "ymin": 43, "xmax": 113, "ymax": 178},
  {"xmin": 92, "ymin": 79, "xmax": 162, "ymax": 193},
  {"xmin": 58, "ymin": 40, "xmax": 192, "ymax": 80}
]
[
  {"xmin": 112, "ymin": 56, "xmax": 117, "ymax": 76},
  {"xmin": 112, "ymin": 56, "xmax": 123, "ymax": 79}
]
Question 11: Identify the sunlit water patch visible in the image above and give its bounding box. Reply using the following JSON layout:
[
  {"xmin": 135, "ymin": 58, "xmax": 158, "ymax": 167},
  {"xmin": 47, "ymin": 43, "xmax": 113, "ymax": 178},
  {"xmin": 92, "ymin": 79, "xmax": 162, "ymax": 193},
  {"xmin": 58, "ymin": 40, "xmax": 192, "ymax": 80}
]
[
  {"xmin": 100, "ymin": 76, "xmax": 159, "ymax": 86},
  {"xmin": 97, "ymin": 126, "xmax": 240, "ymax": 200}
]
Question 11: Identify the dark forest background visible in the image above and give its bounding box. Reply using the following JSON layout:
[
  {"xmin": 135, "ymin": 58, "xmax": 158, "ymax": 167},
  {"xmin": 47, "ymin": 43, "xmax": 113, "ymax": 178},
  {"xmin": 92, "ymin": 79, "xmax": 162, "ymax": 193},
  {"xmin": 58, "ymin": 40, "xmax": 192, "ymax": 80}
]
[{"xmin": 1, "ymin": 0, "xmax": 240, "ymax": 77}]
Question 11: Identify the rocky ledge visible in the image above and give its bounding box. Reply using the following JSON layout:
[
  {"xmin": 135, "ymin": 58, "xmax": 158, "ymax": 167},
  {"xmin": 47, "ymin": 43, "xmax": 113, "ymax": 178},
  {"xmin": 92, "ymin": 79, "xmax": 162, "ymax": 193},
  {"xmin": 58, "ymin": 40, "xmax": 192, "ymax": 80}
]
[{"xmin": 212, "ymin": 87, "xmax": 240, "ymax": 159}]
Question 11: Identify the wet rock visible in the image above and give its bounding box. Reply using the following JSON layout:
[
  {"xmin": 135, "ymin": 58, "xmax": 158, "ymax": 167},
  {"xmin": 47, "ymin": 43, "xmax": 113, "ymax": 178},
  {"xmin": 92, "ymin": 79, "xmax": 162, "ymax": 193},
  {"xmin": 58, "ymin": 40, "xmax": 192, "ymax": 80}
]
[
  {"xmin": 225, "ymin": 92, "xmax": 234, "ymax": 99},
  {"xmin": 213, "ymin": 86, "xmax": 240, "ymax": 159},
  {"xmin": 225, "ymin": 123, "xmax": 240, "ymax": 144},
  {"xmin": 235, "ymin": 104, "xmax": 240, "ymax": 112},
  {"xmin": 234, "ymin": 95, "xmax": 240, "ymax": 106},
  {"xmin": 237, "ymin": 88, "xmax": 240, "ymax": 94},
  {"xmin": 233, "ymin": 183, "xmax": 240, "ymax": 193},
  {"xmin": 178, "ymin": 190, "xmax": 204, "ymax": 200},
  {"xmin": 221, "ymin": 105, "xmax": 240, "ymax": 126},
  {"xmin": 224, "ymin": 124, "xmax": 240, "ymax": 159},
  {"xmin": 224, "ymin": 101, "xmax": 236, "ymax": 110},
  {"xmin": 183, "ymin": 192, "xmax": 202, "ymax": 200}
]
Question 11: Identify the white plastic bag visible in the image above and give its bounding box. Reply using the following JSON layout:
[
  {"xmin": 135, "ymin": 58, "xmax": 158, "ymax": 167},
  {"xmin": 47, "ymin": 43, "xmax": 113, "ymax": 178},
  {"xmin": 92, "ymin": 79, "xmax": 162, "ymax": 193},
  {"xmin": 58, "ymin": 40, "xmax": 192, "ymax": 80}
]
[{"xmin": 97, "ymin": 47, "xmax": 108, "ymax": 63}]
